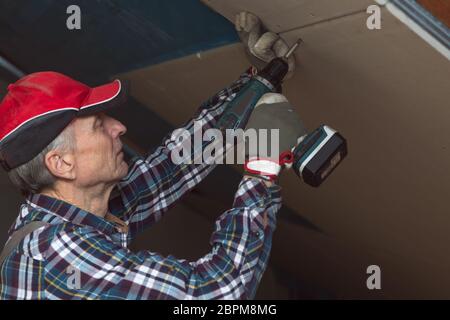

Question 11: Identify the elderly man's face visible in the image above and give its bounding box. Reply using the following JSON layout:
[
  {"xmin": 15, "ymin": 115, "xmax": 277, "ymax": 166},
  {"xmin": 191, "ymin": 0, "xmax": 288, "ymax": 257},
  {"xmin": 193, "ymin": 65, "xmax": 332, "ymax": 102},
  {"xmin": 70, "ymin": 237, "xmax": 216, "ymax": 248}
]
[{"xmin": 72, "ymin": 112, "xmax": 128, "ymax": 187}]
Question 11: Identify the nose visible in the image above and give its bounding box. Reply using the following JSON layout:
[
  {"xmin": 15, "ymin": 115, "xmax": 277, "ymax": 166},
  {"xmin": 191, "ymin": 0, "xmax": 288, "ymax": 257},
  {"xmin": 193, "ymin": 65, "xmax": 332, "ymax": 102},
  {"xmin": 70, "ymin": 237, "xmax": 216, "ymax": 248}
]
[
  {"xmin": 116, "ymin": 120, "xmax": 127, "ymax": 137},
  {"xmin": 106, "ymin": 115, "xmax": 127, "ymax": 138}
]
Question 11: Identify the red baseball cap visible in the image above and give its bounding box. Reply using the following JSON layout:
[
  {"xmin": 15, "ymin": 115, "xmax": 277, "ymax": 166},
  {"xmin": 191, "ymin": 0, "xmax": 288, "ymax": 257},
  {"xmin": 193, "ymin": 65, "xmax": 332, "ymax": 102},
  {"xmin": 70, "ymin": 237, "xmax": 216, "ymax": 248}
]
[{"xmin": 0, "ymin": 71, "xmax": 128, "ymax": 171}]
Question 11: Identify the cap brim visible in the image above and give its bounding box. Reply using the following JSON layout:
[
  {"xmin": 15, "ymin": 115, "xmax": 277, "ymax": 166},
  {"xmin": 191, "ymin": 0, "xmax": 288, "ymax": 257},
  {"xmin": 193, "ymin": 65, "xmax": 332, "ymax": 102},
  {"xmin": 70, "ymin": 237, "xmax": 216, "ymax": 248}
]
[
  {"xmin": 78, "ymin": 79, "xmax": 128, "ymax": 116},
  {"xmin": 0, "ymin": 78, "xmax": 129, "ymax": 171}
]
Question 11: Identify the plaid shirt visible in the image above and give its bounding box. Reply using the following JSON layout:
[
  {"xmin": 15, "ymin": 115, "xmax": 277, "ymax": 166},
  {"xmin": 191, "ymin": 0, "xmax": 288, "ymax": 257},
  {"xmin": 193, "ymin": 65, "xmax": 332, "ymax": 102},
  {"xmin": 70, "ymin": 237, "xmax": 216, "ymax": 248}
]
[{"xmin": 0, "ymin": 69, "xmax": 282, "ymax": 300}]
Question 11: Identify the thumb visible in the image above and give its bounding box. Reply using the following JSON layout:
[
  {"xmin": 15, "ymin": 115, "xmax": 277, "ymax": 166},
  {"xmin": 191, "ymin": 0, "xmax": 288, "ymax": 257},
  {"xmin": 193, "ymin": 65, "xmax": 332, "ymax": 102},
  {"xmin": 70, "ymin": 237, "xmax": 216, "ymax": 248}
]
[{"xmin": 255, "ymin": 93, "xmax": 288, "ymax": 108}]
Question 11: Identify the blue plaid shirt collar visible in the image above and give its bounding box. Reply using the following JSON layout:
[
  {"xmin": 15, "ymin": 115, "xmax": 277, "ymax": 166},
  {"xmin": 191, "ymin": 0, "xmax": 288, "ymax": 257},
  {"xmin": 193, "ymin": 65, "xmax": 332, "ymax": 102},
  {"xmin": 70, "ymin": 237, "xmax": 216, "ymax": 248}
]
[{"xmin": 25, "ymin": 193, "xmax": 118, "ymax": 236}]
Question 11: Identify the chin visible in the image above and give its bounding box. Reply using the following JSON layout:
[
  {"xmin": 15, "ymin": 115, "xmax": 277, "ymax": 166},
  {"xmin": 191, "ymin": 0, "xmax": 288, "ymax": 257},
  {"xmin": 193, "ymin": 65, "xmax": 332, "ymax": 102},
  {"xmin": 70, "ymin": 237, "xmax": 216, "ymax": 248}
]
[{"xmin": 119, "ymin": 161, "xmax": 129, "ymax": 177}]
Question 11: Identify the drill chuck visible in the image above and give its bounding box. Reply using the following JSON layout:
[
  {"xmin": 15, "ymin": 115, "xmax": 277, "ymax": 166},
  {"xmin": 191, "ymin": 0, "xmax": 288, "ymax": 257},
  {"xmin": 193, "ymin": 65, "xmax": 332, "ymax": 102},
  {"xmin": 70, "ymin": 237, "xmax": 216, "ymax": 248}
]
[
  {"xmin": 216, "ymin": 39, "xmax": 302, "ymax": 131},
  {"xmin": 257, "ymin": 58, "xmax": 289, "ymax": 89}
]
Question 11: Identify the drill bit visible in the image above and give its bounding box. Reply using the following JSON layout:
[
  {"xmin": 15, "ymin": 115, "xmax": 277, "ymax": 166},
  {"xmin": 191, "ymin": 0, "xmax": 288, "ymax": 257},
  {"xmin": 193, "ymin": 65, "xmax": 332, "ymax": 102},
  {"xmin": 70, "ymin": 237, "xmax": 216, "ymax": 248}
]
[{"xmin": 284, "ymin": 38, "xmax": 303, "ymax": 59}]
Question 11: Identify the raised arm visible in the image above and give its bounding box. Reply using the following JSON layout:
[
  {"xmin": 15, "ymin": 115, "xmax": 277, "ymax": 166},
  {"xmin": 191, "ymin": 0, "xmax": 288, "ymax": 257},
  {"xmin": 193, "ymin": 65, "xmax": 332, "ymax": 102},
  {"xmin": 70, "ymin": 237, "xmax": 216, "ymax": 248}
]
[{"xmin": 108, "ymin": 69, "xmax": 254, "ymax": 241}]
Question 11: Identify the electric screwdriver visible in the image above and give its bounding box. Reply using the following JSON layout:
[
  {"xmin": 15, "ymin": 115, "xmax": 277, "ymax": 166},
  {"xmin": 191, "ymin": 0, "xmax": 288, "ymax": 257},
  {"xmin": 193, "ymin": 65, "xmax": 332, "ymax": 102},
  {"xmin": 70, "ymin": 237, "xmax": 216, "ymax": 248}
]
[{"xmin": 216, "ymin": 39, "xmax": 347, "ymax": 187}]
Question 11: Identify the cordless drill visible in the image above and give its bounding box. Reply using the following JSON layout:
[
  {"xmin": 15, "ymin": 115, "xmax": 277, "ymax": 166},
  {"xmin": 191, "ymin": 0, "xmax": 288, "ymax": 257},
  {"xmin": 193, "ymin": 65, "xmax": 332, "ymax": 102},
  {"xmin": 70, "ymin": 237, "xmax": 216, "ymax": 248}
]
[
  {"xmin": 216, "ymin": 39, "xmax": 302, "ymax": 131},
  {"xmin": 216, "ymin": 39, "xmax": 348, "ymax": 187}
]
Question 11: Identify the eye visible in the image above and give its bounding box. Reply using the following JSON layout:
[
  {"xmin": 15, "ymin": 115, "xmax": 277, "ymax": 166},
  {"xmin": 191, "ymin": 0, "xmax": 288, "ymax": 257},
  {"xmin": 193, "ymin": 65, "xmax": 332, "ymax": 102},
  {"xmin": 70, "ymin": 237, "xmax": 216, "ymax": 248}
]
[
  {"xmin": 92, "ymin": 117, "xmax": 103, "ymax": 131},
  {"xmin": 96, "ymin": 116, "xmax": 104, "ymax": 127}
]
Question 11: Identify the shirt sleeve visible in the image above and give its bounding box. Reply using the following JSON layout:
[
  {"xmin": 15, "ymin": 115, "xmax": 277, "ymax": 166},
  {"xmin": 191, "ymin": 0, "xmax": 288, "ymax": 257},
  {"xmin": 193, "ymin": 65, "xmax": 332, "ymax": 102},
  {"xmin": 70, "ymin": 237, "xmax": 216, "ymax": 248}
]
[
  {"xmin": 44, "ymin": 177, "xmax": 281, "ymax": 300},
  {"xmin": 108, "ymin": 69, "xmax": 254, "ymax": 242}
]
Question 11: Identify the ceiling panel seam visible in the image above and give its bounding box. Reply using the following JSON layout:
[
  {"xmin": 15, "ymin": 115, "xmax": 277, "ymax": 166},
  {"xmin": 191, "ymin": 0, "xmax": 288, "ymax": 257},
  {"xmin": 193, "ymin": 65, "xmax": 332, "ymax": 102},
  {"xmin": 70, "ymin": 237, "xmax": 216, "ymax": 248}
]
[{"xmin": 279, "ymin": 8, "xmax": 367, "ymax": 35}]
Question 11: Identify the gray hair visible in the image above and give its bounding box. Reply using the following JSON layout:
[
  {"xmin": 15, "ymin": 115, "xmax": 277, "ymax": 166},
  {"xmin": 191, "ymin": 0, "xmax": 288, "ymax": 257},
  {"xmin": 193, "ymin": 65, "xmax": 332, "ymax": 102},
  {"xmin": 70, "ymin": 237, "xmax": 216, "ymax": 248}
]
[{"xmin": 8, "ymin": 124, "xmax": 75, "ymax": 196}]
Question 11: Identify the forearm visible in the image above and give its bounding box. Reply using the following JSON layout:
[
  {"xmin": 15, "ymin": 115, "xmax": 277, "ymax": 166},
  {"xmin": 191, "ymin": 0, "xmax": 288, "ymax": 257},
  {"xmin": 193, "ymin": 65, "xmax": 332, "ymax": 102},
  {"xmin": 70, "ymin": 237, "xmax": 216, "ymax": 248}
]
[
  {"xmin": 239, "ymin": 176, "xmax": 277, "ymax": 298},
  {"xmin": 109, "ymin": 68, "xmax": 255, "ymax": 239},
  {"xmin": 206, "ymin": 176, "xmax": 281, "ymax": 299}
]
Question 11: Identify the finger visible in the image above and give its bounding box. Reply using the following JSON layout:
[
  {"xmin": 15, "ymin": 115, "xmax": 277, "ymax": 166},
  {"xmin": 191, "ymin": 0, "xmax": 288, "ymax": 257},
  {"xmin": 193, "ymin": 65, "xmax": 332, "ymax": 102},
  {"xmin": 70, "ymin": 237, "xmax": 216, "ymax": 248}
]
[
  {"xmin": 235, "ymin": 13, "xmax": 242, "ymax": 31},
  {"xmin": 247, "ymin": 29, "xmax": 260, "ymax": 49},
  {"xmin": 252, "ymin": 32, "xmax": 279, "ymax": 62},
  {"xmin": 247, "ymin": 18, "xmax": 262, "ymax": 49},
  {"xmin": 245, "ymin": 12, "xmax": 259, "ymax": 32},
  {"xmin": 240, "ymin": 11, "xmax": 247, "ymax": 31},
  {"xmin": 255, "ymin": 32, "xmax": 279, "ymax": 51},
  {"xmin": 273, "ymin": 38, "xmax": 289, "ymax": 58}
]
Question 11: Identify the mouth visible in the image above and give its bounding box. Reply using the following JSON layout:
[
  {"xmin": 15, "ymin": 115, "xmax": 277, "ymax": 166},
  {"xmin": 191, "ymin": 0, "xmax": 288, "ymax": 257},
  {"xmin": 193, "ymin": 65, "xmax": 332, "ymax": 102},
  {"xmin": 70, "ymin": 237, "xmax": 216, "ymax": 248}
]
[{"xmin": 117, "ymin": 143, "xmax": 123, "ymax": 155}]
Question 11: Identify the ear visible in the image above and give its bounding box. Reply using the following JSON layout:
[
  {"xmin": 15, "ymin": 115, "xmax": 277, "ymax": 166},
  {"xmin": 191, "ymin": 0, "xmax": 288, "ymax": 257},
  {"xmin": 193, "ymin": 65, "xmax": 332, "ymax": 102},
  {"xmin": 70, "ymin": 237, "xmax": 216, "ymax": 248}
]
[{"xmin": 44, "ymin": 150, "xmax": 76, "ymax": 180}]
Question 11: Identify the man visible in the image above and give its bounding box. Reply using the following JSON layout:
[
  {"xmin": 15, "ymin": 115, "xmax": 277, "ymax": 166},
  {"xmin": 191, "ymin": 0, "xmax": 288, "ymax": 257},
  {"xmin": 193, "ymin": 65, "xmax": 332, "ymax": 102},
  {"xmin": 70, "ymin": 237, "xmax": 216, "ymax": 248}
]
[{"xmin": 0, "ymin": 13, "xmax": 301, "ymax": 299}]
